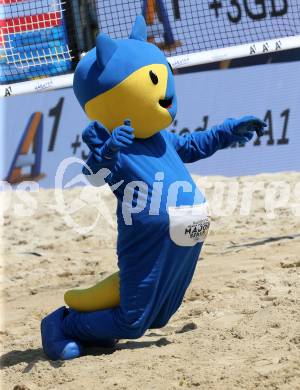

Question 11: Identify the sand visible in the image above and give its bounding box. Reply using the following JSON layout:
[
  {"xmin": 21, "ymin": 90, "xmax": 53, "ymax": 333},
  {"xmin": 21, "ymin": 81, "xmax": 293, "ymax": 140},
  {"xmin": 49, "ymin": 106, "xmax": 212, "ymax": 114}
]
[{"xmin": 1, "ymin": 172, "xmax": 300, "ymax": 390}]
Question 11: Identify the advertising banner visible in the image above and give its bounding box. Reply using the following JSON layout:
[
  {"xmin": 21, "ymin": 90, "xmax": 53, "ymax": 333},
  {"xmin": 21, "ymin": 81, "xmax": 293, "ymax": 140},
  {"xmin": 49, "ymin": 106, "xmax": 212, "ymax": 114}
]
[{"xmin": 0, "ymin": 60, "xmax": 299, "ymax": 188}]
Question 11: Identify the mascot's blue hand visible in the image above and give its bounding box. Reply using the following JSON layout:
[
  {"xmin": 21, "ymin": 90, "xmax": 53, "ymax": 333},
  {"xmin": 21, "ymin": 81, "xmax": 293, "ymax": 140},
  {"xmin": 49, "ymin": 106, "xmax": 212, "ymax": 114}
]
[
  {"xmin": 232, "ymin": 116, "xmax": 267, "ymax": 137},
  {"xmin": 82, "ymin": 121, "xmax": 107, "ymax": 151},
  {"xmin": 107, "ymin": 119, "xmax": 135, "ymax": 152},
  {"xmin": 224, "ymin": 115, "xmax": 267, "ymax": 144}
]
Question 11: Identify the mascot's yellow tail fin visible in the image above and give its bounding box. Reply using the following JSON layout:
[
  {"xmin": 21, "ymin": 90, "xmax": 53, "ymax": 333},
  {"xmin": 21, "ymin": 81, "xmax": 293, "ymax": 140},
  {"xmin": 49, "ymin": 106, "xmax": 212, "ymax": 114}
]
[{"xmin": 64, "ymin": 272, "xmax": 120, "ymax": 312}]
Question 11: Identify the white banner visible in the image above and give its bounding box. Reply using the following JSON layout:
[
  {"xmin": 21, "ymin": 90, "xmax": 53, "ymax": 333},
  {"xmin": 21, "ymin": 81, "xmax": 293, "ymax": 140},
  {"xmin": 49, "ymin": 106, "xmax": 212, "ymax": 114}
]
[{"xmin": 0, "ymin": 60, "xmax": 299, "ymax": 188}]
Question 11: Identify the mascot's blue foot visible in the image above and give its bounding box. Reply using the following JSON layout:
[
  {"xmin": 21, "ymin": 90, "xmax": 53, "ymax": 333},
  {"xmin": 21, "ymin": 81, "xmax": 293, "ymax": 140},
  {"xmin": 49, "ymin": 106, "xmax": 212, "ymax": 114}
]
[{"xmin": 41, "ymin": 306, "xmax": 82, "ymax": 361}]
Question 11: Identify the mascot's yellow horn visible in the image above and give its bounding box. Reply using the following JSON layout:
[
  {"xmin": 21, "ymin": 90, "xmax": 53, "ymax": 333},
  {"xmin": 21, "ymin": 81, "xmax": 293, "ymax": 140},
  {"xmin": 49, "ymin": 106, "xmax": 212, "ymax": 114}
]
[{"xmin": 64, "ymin": 272, "xmax": 120, "ymax": 312}]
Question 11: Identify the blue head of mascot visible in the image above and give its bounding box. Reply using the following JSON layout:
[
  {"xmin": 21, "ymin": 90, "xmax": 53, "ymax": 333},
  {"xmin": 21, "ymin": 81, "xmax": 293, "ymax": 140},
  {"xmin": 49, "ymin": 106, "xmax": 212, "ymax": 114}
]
[{"xmin": 73, "ymin": 15, "xmax": 177, "ymax": 139}]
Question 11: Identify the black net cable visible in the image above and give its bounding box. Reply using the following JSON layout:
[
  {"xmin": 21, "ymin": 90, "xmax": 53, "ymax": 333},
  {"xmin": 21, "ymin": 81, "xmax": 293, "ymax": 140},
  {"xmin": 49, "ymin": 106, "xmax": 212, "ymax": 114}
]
[{"xmin": 0, "ymin": 0, "xmax": 299, "ymax": 85}]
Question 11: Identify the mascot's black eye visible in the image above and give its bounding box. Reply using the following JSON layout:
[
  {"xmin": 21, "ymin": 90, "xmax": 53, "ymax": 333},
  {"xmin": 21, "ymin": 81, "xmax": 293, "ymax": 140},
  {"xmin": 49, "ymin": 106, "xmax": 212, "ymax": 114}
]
[
  {"xmin": 168, "ymin": 62, "xmax": 174, "ymax": 75},
  {"xmin": 149, "ymin": 70, "xmax": 158, "ymax": 85}
]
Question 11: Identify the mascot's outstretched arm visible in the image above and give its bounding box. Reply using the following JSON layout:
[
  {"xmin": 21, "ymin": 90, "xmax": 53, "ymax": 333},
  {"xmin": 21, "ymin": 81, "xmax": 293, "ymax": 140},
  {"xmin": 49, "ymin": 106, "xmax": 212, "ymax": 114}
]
[{"xmin": 165, "ymin": 116, "xmax": 266, "ymax": 163}]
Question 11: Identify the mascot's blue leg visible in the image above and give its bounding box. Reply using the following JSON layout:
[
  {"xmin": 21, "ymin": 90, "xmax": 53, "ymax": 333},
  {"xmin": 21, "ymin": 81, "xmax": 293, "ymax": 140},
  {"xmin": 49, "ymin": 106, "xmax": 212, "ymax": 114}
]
[
  {"xmin": 61, "ymin": 244, "xmax": 201, "ymax": 336},
  {"xmin": 150, "ymin": 253, "xmax": 199, "ymax": 329},
  {"xmin": 42, "ymin": 242, "xmax": 202, "ymax": 360}
]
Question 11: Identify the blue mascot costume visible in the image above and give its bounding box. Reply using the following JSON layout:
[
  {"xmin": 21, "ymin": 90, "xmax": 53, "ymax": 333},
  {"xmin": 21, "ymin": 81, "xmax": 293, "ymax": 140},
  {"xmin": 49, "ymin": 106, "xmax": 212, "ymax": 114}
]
[{"xmin": 41, "ymin": 15, "xmax": 266, "ymax": 360}]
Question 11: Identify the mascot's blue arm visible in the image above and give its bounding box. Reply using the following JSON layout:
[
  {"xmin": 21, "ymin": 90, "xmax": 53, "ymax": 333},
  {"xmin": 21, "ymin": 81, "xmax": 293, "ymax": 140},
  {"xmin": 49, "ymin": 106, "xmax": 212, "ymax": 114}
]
[
  {"xmin": 164, "ymin": 116, "xmax": 265, "ymax": 163},
  {"xmin": 82, "ymin": 117, "xmax": 266, "ymax": 175}
]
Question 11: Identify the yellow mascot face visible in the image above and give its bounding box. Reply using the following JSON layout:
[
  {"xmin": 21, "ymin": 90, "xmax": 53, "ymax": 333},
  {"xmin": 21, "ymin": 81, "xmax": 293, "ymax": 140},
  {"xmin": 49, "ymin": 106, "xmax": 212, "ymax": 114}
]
[{"xmin": 73, "ymin": 16, "xmax": 177, "ymax": 139}]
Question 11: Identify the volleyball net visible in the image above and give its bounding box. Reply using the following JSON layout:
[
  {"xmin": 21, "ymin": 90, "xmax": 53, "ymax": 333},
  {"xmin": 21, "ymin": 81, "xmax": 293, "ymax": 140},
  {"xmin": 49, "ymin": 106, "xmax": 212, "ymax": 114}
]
[{"xmin": 1, "ymin": 0, "xmax": 300, "ymax": 96}]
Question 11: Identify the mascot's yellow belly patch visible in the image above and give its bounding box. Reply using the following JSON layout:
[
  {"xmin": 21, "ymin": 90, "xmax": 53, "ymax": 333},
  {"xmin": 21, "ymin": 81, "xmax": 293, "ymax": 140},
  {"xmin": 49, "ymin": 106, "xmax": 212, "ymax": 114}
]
[{"xmin": 85, "ymin": 64, "xmax": 172, "ymax": 138}]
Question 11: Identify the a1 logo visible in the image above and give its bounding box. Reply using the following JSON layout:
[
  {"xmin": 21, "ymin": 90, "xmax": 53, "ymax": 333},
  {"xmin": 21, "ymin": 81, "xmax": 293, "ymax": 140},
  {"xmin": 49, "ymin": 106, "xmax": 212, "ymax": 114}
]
[{"xmin": 5, "ymin": 112, "xmax": 45, "ymax": 184}]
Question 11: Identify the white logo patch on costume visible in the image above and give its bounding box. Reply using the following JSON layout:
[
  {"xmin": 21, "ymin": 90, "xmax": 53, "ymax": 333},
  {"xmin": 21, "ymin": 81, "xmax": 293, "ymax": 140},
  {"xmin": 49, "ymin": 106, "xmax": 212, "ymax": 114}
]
[{"xmin": 168, "ymin": 203, "xmax": 210, "ymax": 247}]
